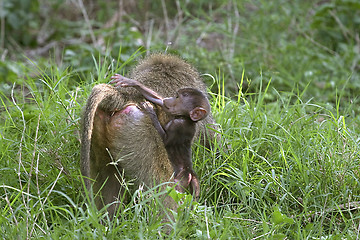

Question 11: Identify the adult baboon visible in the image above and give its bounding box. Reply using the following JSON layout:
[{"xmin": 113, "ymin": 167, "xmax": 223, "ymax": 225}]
[{"xmin": 80, "ymin": 53, "xmax": 217, "ymax": 217}]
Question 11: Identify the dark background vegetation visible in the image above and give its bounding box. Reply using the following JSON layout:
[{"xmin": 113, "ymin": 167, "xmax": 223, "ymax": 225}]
[
  {"xmin": 2, "ymin": 0, "xmax": 359, "ymax": 102},
  {"xmin": 0, "ymin": 0, "xmax": 359, "ymax": 238}
]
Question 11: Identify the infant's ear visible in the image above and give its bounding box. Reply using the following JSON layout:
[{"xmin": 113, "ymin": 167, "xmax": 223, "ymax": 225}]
[{"xmin": 189, "ymin": 107, "xmax": 208, "ymax": 122}]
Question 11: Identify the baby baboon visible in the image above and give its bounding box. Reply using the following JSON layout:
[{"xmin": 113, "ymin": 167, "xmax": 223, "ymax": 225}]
[
  {"xmin": 111, "ymin": 75, "xmax": 211, "ymax": 197},
  {"xmin": 80, "ymin": 53, "xmax": 218, "ymax": 217}
]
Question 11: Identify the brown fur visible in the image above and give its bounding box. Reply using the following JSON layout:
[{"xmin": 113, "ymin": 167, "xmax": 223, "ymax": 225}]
[{"xmin": 80, "ymin": 53, "xmax": 217, "ymax": 217}]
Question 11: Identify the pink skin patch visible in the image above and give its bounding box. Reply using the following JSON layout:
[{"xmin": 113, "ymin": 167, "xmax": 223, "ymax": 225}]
[
  {"xmin": 119, "ymin": 104, "xmax": 137, "ymax": 114},
  {"xmin": 119, "ymin": 104, "xmax": 143, "ymax": 119},
  {"xmin": 110, "ymin": 104, "xmax": 144, "ymax": 128}
]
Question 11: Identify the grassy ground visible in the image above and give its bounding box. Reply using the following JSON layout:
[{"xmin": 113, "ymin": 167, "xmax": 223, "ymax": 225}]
[{"xmin": 1, "ymin": 0, "xmax": 360, "ymax": 239}]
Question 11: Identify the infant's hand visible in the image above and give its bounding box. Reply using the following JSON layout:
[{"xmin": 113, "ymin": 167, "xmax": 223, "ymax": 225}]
[
  {"xmin": 140, "ymin": 101, "xmax": 156, "ymax": 115},
  {"xmin": 110, "ymin": 74, "xmax": 138, "ymax": 87}
]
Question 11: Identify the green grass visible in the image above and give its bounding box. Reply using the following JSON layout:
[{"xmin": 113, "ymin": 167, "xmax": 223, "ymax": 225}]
[
  {"xmin": 1, "ymin": 0, "xmax": 360, "ymax": 239},
  {"xmin": 1, "ymin": 58, "xmax": 359, "ymax": 239}
]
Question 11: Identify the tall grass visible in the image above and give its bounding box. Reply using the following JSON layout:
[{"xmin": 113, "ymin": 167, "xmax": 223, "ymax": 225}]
[
  {"xmin": 1, "ymin": 56, "xmax": 359, "ymax": 238},
  {"xmin": 1, "ymin": 0, "xmax": 360, "ymax": 238}
]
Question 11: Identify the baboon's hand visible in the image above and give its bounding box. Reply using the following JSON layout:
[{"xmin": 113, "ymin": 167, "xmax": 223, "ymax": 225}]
[
  {"xmin": 110, "ymin": 74, "xmax": 138, "ymax": 87},
  {"xmin": 140, "ymin": 101, "xmax": 156, "ymax": 115}
]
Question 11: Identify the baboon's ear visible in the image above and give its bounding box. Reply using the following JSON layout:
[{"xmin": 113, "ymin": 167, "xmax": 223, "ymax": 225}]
[{"xmin": 189, "ymin": 107, "xmax": 207, "ymax": 122}]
